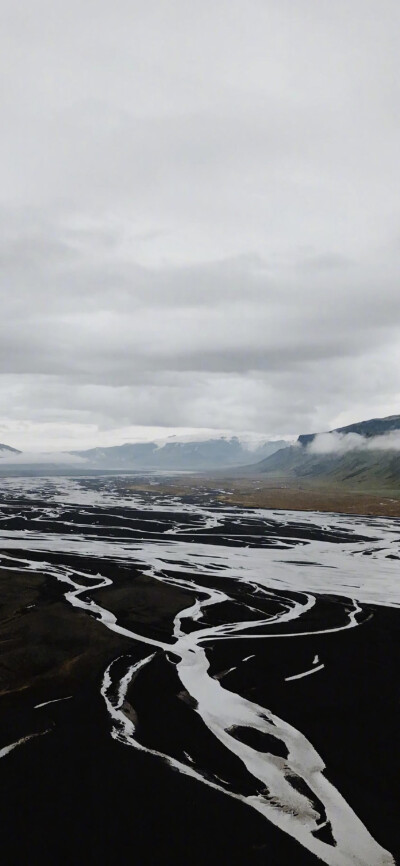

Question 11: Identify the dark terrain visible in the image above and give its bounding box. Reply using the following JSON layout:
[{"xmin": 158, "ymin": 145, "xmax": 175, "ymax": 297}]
[{"xmin": 0, "ymin": 475, "xmax": 398, "ymax": 866}]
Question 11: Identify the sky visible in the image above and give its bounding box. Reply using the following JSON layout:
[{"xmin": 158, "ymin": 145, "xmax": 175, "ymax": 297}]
[{"xmin": 1, "ymin": 0, "xmax": 400, "ymax": 452}]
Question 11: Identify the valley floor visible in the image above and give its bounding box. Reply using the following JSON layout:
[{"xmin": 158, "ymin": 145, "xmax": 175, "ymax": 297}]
[
  {"xmin": 0, "ymin": 476, "xmax": 399, "ymax": 865},
  {"xmin": 127, "ymin": 475, "xmax": 400, "ymax": 517}
]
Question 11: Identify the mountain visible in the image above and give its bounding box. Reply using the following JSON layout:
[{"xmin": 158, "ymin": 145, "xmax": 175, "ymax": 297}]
[
  {"xmin": 254, "ymin": 446, "xmax": 400, "ymax": 487},
  {"xmin": 252, "ymin": 415, "xmax": 400, "ymax": 488},
  {"xmin": 0, "ymin": 443, "xmax": 21, "ymax": 456},
  {"xmin": 72, "ymin": 437, "xmax": 289, "ymax": 471}
]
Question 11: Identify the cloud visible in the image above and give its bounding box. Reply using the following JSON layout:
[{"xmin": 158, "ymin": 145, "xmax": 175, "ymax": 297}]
[
  {"xmin": 0, "ymin": 451, "xmax": 86, "ymax": 465},
  {"xmin": 0, "ymin": 2, "xmax": 399, "ymax": 449},
  {"xmin": 308, "ymin": 431, "xmax": 400, "ymax": 455}
]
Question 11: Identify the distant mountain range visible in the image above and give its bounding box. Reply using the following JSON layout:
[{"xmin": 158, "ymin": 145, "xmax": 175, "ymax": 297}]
[
  {"xmin": 253, "ymin": 415, "xmax": 400, "ymax": 488},
  {"xmin": 0, "ymin": 436, "xmax": 288, "ymax": 472},
  {"xmin": 71, "ymin": 437, "xmax": 288, "ymax": 470},
  {"xmin": 2, "ymin": 415, "xmax": 400, "ymax": 486}
]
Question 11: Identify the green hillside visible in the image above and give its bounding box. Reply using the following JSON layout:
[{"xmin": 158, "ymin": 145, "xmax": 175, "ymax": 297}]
[{"xmin": 253, "ymin": 415, "xmax": 400, "ymax": 490}]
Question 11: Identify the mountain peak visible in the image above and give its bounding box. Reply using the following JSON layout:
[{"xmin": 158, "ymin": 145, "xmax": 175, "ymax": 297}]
[{"xmin": 0, "ymin": 443, "xmax": 21, "ymax": 455}]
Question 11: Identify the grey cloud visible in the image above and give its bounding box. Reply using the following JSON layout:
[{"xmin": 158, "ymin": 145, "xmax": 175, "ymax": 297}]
[{"xmin": 0, "ymin": 1, "xmax": 399, "ymax": 450}]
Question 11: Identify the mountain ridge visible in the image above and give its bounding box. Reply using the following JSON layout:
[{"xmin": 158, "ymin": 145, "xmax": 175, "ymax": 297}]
[
  {"xmin": 0, "ymin": 436, "xmax": 289, "ymax": 471},
  {"xmin": 252, "ymin": 414, "xmax": 400, "ymax": 488},
  {"xmin": 71, "ymin": 436, "xmax": 289, "ymax": 470}
]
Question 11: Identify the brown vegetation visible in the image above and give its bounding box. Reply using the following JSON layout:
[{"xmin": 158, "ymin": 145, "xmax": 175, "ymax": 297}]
[{"xmin": 128, "ymin": 475, "xmax": 400, "ymax": 517}]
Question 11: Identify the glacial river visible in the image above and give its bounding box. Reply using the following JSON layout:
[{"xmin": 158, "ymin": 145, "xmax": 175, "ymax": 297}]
[{"xmin": 0, "ymin": 475, "xmax": 399, "ymax": 865}]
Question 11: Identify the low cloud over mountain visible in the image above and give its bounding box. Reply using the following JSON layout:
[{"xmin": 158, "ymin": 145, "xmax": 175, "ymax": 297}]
[
  {"xmin": 308, "ymin": 430, "xmax": 400, "ymax": 455},
  {"xmin": 252, "ymin": 415, "xmax": 400, "ymax": 488}
]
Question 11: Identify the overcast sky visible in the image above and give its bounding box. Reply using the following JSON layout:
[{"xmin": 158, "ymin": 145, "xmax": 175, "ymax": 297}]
[{"xmin": 1, "ymin": 0, "xmax": 399, "ymax": 451}]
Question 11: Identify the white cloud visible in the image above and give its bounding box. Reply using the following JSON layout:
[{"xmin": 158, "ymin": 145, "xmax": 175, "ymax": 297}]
[
  {"xmin": 308, "ymin": 431, "xmax": 400, "ymax": 455},
  {"xmin": 0, "ymin": 451, "xmax": 86, "ymax": 465}
]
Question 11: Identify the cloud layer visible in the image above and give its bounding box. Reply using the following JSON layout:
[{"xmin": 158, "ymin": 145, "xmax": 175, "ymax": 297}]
[
  {"xmin": 1, "ymin": 1, "xmax": 399, "ymax": 449},
  {"xmin": 0, "ymin": 450, "xmax": 85, "ymax": 465},
  {"xmin": 308, "ymin": 431, "xmax": 400, "ymax": 455}
]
